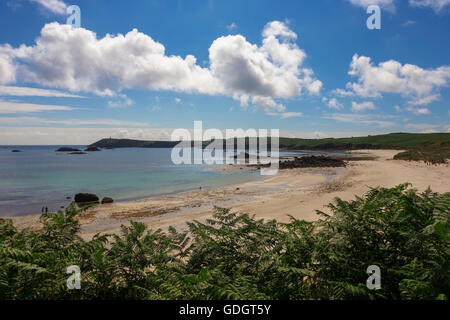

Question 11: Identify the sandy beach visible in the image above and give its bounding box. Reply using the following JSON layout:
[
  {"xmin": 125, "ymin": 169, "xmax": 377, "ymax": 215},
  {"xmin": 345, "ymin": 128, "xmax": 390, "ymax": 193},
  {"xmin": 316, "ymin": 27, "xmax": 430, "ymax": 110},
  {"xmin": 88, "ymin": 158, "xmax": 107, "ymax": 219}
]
[{"xmin": 10, "ymin": 149, "xmax": 450, "ymax": 239}]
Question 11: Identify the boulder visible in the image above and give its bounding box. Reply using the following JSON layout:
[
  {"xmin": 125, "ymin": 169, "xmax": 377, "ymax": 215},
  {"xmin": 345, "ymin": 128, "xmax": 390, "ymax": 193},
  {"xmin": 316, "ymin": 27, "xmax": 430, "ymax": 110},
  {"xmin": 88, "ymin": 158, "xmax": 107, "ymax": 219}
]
[
  {"xmin": 101, "ymin": 197, "xmax": 114, "ymax": 204},
  {"xmin": 74, "ymin": 193, "xmax": 99, "ymax": 205}
]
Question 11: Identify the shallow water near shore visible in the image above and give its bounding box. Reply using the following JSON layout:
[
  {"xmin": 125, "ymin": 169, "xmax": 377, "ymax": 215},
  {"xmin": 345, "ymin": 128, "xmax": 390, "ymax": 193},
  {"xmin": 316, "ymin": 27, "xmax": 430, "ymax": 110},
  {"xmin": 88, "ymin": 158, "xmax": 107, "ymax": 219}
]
[{"xmin": 0, "ymin": 146, "xmax": 348, "ymax": 216}]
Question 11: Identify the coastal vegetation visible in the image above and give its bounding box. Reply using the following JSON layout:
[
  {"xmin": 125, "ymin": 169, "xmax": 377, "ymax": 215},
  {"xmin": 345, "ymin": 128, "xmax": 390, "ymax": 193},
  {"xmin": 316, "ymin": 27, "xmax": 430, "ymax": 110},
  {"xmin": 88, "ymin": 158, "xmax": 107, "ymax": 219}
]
[{"xmin": 1, "ymin": 184, "xmax": 448, "ymax": 300}]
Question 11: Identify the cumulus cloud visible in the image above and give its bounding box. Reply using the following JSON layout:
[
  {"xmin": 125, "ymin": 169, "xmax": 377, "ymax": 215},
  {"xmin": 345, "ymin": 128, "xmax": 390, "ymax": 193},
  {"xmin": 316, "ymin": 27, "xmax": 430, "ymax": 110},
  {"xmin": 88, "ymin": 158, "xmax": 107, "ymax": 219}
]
[
  {"xmin": 351, "ymin": 101, "xmax": 376, "ymax": 112},
  {"xmin": 1, "ymin": 21, "xmax": 320, "ymax": 114},
  {"xmin": 409, "ymin": 0, "xmax": 450, "ymax": 12},
  {"xmin": 0, "ymin": 46, "xmax": 17, "ymax": 84},
  {"xmin": 346, "ymin": 54, "xmax": 450, "ymax": 105},
  {"xmin": 209, "ymin": 21, "xmax": 321, "ymax": 101}
]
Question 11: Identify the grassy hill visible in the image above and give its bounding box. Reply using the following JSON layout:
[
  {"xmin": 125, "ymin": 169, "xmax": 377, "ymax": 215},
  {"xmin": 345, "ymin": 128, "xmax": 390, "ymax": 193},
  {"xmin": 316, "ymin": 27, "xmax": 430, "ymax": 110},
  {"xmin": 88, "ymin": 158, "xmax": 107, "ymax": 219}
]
[
  {"xmin": 278, "ymin": 132, "xmax": 450, "ymax": 150},
  {"xmin": 89, "ymin": 133, "xmax": 450, "ymax": 163}
]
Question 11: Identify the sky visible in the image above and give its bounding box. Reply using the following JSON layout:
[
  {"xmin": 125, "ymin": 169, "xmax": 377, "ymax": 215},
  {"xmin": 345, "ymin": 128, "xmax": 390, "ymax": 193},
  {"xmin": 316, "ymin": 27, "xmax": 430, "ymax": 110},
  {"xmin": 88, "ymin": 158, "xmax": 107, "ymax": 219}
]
[{"xmin": 0, "ymin": 0, "xmax": 449, "ymax": 144}]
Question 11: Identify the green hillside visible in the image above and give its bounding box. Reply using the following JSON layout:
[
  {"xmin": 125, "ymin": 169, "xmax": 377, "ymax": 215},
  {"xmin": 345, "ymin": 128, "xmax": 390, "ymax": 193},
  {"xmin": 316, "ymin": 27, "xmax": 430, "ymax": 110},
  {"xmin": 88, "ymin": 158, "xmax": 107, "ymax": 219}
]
[{"xmin": 278, "ymin": 133, "xmax": 450, "ymax": 150}]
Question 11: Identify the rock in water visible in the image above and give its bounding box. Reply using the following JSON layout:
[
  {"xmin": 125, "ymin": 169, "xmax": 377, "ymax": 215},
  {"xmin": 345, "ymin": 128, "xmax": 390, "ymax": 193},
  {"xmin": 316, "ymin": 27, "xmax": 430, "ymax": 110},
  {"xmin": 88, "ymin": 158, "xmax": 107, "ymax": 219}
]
[
  {"xmin": 85, "ymin": 146, "xmax": 101, "ymax": 152},
  {"xmin": 101, "ymin": 197, "xmax": 114, "ymax": 204},
  {"xmin": 74, "ymin": 193, "xmax": 99, "ymax": 205},
  {"xmin": 56, "ymin": 147, "xmax": 81, "ymax": 152},
  {"xmin": 69, "ymin": 152, "xmax": 87, "ymax": 155},
  {"xmin": 11, "ymin": 150, "xmax": 22, "ymax": 152}
]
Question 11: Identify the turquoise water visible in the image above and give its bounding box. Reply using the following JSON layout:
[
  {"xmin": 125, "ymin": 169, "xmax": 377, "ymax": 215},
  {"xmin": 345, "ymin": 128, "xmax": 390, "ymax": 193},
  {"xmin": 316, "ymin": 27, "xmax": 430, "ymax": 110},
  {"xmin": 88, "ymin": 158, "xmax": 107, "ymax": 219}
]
[
  {"xmin": 0, "ymin": 146, "xmax": 267, "ymax": 216},
  {"xmin": 0, "ymin": 146, "xmax": 350, "ymax": 216}
]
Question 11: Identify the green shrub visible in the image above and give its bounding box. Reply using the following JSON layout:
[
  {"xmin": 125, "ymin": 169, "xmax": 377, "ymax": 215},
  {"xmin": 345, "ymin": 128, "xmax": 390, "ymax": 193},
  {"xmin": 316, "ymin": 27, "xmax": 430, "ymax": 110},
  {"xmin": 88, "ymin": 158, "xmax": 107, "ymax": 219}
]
[{"xmin": 0, "ymin": 184, "xmax": 448, "ymax": 300}]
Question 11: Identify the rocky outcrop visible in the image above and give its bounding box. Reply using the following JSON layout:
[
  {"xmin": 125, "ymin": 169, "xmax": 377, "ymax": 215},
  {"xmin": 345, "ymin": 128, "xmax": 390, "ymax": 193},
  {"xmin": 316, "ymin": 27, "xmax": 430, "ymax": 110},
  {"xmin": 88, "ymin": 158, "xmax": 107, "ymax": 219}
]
[
  {"xmin": 101, "ymin": 197, "xmax": 114, "ymax": 204},
  {"xmin": 85, "ymin": 146, "xmax": 101, "ymax": 152},
  {"xmin": 56, "ymin": 147, "xmax": 80, "ymax": 152},
  {"xmin": 74, "ymin": 193, "xmax": 99, "ymax": 205},
  {"xmin": 11, "ymin": 150, "xmax": 22, "ymax": 152}
]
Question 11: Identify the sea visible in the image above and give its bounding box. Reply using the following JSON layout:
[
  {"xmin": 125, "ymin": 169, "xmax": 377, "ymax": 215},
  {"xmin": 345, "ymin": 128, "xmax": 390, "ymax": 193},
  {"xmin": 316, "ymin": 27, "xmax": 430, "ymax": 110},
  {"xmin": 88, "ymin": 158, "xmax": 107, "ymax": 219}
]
[{"xmin": 0, "ymin": 146, "xmax": 348, "ymax": 216}]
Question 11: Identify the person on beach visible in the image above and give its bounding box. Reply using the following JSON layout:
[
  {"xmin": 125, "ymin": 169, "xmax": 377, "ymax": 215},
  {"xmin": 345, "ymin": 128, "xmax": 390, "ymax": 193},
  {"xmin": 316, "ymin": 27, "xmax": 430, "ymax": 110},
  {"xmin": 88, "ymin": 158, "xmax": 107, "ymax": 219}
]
[
  {"xmin": 41, "ymin": 206, "xmax": 44, "ymax": 214},
  {"xmin": 45, "ymin": 207, "xmax": 48, "ymax": 213}
]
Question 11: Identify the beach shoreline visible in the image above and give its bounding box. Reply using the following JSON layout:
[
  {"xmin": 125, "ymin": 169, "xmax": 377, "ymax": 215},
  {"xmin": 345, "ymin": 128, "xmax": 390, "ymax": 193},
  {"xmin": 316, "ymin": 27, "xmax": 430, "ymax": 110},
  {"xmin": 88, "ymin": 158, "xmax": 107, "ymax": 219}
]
[{"xmin": 8, "ymin": 149, "xmax": 450, "ymax": 239}]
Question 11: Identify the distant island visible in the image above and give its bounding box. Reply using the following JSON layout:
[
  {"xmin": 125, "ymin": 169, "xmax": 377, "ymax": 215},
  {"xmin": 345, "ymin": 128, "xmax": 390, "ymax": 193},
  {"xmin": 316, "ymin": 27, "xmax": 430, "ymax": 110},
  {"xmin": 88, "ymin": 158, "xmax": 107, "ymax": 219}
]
[{"xmin": 88, "ymin": 133, "xmax": 450, "ymax": 163}]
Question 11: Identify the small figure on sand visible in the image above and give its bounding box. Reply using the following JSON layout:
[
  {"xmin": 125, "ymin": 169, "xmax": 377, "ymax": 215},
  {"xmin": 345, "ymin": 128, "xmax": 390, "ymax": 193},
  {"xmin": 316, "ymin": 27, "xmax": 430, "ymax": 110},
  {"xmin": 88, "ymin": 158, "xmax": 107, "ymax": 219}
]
[
  {"xmin": 45, "ymin": 206, "xmax": 48, "ymax": 213},
  {"xmin": 41, "ymin": 206, "xmax": 45, "ymax": 214}
]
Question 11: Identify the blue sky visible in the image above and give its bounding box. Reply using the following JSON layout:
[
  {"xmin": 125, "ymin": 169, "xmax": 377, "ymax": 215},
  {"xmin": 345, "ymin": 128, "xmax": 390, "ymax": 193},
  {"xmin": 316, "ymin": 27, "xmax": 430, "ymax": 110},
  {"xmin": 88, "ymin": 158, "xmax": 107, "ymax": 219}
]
[{"xmin": 0, "ymin": 0, "xmax": 449, "ymax": 144}]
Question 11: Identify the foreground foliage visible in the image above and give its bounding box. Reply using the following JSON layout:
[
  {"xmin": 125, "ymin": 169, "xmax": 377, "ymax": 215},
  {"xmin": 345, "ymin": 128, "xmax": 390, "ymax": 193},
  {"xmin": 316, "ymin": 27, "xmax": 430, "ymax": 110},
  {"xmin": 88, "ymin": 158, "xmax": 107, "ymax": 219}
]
[{"xmin": 1, "ymin": 184, "xmax": 449, "ymax": 300}]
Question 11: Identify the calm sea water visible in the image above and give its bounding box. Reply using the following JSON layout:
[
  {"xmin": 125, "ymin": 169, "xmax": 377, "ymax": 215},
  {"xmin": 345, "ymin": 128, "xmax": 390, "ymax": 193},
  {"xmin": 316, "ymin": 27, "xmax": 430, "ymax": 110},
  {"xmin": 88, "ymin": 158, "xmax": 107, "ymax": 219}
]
[{"xmin": 0, "ymin": 146, "xmax": 348, "ymax": 216}]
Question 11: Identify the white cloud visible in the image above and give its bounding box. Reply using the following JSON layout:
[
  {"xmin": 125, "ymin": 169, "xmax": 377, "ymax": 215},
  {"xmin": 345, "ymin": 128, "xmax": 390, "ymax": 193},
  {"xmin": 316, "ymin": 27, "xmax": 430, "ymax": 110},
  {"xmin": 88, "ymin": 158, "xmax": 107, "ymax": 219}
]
[
  {"xmin": 0, "ymin": 47, "xmax": 17, "ymax": 84},
  {"xmin": 324, "ymin": 113, "xmax": 395, "ymax": 127},
  {"xmin": 346, "ymin": 54, "xmax": 450, "ymax": 105},
  {"xmin": 226, "ymin": 22, "xmax": 237, "ymax": 31},
  {"xmin": 29, "ymin": 0, "xmax": 67, "ymax": 15},
  {"xmin": 406, "ymin": 106, "xmax": 431, "ymax": 115},
  {"xmin": 209, "ymin": 21, "xmax": 321, "ymax": 102},
  {"xmin": 251, "ymin": 96, "xmax": 286, "ymax": 112},
  {"xmin": 175, "ymin": 97, "xmax": 181, "ymax": 103},
  {"xmin": 0, "ymin": 100, "xmax": 73, "ymax": 113},
  {"xmin": 351, "ymin": 101, "xmax": 376, "ymax": 112},
  {"xmin": 2, "ymin": 21, "xmax": 320, "ymax": 114},
  {"xmin": 332, "ymin": 88, "xmax": 355, "ymax": 97},
  {"xmin": 395, "ymin": 105, "xmax": 401, "ymax": 112},
  {"xmin": 0, "ymin": 85, "xmax": 82, "ymax": 97},
  {"xmin": 327, "ymin": 98, "xmax": 343, "ymax": 110},
  {"xmin": 409, "ymin": 0, "xmax": 450, "ymax": 12},
  {"xmin": 107, "ymin": 94, "xmax": 134, "ymax": 108}
]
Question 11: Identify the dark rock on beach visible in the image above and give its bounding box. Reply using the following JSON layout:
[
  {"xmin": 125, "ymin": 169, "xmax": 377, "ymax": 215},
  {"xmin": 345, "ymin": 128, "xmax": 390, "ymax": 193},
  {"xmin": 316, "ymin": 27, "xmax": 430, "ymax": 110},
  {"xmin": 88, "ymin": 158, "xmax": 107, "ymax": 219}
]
[
  {"xmin": 279, "ymin": 156, "xmax": 346, "ymax": 169},
  {"xmin": 101, "ymin": 197, "xmax": 114, "ymax": 204},
  {"xmin": 56, "ymin": 147, "xmax": 81, "ymax": 152},
  {"xmin": 74, "ymin": 193, "xmax": 99, "ymax": 206}
]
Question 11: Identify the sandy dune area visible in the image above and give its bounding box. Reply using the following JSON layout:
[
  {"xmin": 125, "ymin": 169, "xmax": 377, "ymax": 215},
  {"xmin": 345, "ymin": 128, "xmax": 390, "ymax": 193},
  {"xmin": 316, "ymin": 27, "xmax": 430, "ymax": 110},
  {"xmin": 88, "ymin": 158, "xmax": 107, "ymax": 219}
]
[{"xmin": 10, "ymin": 150, "xmax": 450, "ymax": 239}]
